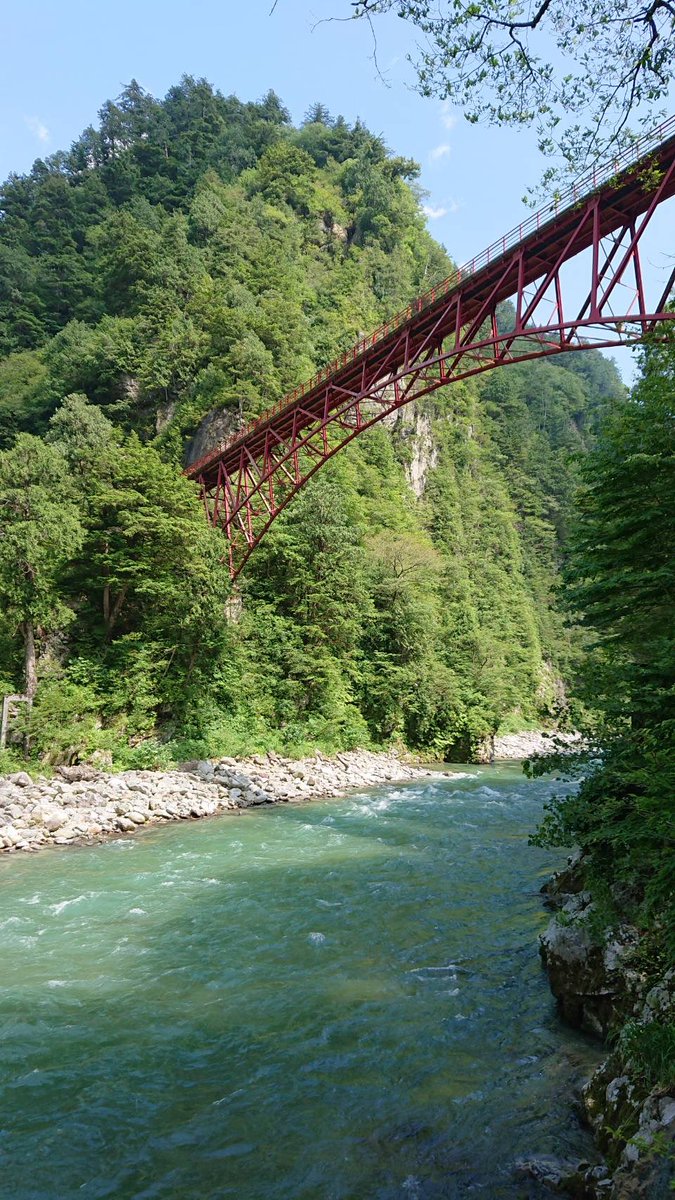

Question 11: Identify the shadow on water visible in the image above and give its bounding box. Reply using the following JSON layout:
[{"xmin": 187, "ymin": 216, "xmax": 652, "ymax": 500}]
[{"xmin": 0, "ymin": 770, "xmax": 602, "ymax": 1199}]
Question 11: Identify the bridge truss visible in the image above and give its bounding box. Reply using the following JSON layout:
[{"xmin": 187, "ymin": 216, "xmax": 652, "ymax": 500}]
[{"xmin": 187, "ymin": 118, "xmax": 675, "ymax": 577}]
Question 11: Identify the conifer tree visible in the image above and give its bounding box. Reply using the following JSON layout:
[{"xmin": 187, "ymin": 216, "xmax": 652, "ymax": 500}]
[
  {"xmin": 0, "ymin": 436, "xmax": 83, "ymax": 697},
  {"xmin": 533, "ymin": 339, "xmax": 675, "ymax": 946}
]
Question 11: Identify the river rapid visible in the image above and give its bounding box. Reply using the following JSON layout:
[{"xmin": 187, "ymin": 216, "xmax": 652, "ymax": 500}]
[{"xmin": 0, "ymin": 763, "xmax": 602, "ymax": 1199}]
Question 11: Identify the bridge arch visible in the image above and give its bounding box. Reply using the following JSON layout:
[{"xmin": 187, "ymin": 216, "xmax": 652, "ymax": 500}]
[{"xmin": 186, "ymin": 118, "xmax": 675, "ymax": 577}]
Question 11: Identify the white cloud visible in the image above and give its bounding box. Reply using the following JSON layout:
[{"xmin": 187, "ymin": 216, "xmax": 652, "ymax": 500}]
[
  {"xmin": 423, "ymin": 204, "xmax": 448, "ymax": 220},
  {"xmin": 440, "ymin": 102, "xmax": 458, "ymax": 131},
  {"xmin": 429, "ymin": 143, "xmax": 451, "ymax": 162},
  {"xmin": 25, "ymin": 116, "xmax": 50, "ymax": 144}
]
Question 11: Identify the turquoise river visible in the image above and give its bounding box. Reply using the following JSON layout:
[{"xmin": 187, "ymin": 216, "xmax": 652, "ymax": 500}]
[{"xmin": 0, "ymin": 763, "xmax": 603, "ymax": 1199}]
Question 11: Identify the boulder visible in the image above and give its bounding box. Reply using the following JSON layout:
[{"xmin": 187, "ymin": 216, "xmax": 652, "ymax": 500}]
[
  {"xmin": 0, "ymin": 825, "xmax": 22, "ymax": 846},
  {"xmin": 44, "ymin": 815, "xmax": 65, "ymax": 833},
  {"xmin": 55, "ymin": 765, "xmax": 101, "ymax": 782},
  {"xmin": 7, "ymin": 772, "xmax": 33, "ymax": 788},
  {"xmin": 539, "ymin": 897, "xmax": 640, "ymax": 1038}
]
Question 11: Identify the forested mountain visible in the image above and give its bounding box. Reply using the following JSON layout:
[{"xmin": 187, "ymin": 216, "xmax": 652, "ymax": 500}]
[{"xmin": 0, "ymin": 77, "xmax": 625, "ymax": 766}]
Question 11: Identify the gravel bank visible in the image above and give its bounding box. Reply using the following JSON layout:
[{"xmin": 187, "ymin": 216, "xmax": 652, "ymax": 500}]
[
  {"xmin": 0, "ymin": 749, "xmax": 439, "ymax": 854},
  {"xmin": 477, "ymin": 729, "xmax": 580, "ymax": 761}
]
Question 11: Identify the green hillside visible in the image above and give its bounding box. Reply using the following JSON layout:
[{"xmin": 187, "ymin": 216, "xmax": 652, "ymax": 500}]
[{"xmin": 0, "ymin": 77, "xmax": 624, "ymax": 766}]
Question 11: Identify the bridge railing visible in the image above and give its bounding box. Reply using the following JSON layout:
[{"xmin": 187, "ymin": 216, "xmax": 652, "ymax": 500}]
[{"xmin": 190, "ymin": 115, "xmax": 675, "ymax": 475}]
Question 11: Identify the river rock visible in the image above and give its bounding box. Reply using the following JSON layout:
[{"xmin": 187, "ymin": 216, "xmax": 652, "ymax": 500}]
[
  {"xmin": 55, "ymin": 765, "xmax": 101, "ymax": 782},
  {"xmin": 0, "ymin": 747, "xmax": 425, "ymax": 854},
  {"xmin": 8, "ymin": 771, "xmax": 33, "ymax": 788},
  {"xmin": 513, "ymin": 1155, "xmax": 603, "ymax": 1193},
  {"xmin": 44, "ymin": 814, "xmax": 66, "ymax": 833}
]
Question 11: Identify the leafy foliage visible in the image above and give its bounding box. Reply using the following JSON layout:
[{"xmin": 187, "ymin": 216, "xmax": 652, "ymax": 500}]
[{"xmin": 618, "ymin": 1018, "xmax": 675, "ymax": 1090}]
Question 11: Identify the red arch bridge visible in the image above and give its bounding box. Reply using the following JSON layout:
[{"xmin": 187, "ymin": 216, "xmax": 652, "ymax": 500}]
[{"xmin": 187, "ymin": 117, "xmax": 675, "ymax": 577}]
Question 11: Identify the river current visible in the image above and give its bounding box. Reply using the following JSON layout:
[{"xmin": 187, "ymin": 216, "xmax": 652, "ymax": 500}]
[{"xmin": 0, "ymin": 763, "xmax": 602, "ymax": 1199}]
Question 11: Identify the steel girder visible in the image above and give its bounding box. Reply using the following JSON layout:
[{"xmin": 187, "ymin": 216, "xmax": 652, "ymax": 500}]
[{"xmin": 187, "ymin": 118, "xmax": 675, "ymax": 577}]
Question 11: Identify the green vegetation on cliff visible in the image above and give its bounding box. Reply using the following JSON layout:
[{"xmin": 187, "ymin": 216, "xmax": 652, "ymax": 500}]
[
  {"xmin": 0, "ymin": 77, "xmax": 624, "ymax": 767},
  {"xmin": 533, "ymin": 338, "xmax": 675, "ymax": 951},
  {"xmin": 529, "ymin": 337, "xmax": 675, "ymax": 1173}
]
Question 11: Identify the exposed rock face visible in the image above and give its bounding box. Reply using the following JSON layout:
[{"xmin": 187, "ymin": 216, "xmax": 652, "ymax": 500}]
[
  {"xmin": 155, "ymin": 397, "xmax": 178, "ymax": 433},
  {"xmin": 540, "ymin": 893, "xmax": 641, "ymax": 1039},
  {"xmin": 539, "ymin": 855, "xmax": 675, "ymax": 1198},
  {"xmin": 184, "ymin": 405, "xmax": 242, "ymax": 468},
  {"xmin": 319, "ymin": 213, "xmax": 348, "ymax": 241},
  {"xmin": 581, "ymin": 1056, "xmax": 675, "ymax": 1199},
  {"xmin": 384, "ymin": 404, "xmax": 439, "ymax": 497},
  {"xmin": 402, "ymin": 409, "xmax": 438, "ymax": 497},
  {"xmin": 0, "ymin": 750, "xmax": 439, "ymax": 855}
]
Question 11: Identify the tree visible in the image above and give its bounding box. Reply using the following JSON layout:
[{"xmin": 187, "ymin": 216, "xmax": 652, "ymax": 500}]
[
  {"xmin": 565, "ymin": 339, "xmax": 675, "ymax": 731},
  {"xmin": 0, "ymin": 436, "xmax": 84, "ymax": 697},
  {"xmin": 62, "ymin": 422, "xmax": 230, "ymax": 724},
  {"xmin": 349, "ymin": 0, "xmax": 675, "ymax": 186},
  {"xmin": 531, "ymin": 336, "xmax": 675, "ymax": 948},
  {"xmin": 248, "ymin": 141, "xmax": 317, "ymax": 211},
  {"xmin": 303, "ymin": 103, "xmax": 332, "ymax": 126},
  {"xmin": 46, "ymin": 392, "xmax": 118, "ymax": 468}
]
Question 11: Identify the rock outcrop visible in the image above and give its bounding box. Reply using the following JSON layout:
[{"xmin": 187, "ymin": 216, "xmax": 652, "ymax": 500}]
[
  {"xmin": 184, "ymin": 405, "xmax": 242, "ymax": 468},
  {"xmin": 538, "ymin": 855, "xmax": 675, "ymax": 1198},
  {"xmin": 539, "ymin": 891, "xmax": 642, "ymax": 1039}
]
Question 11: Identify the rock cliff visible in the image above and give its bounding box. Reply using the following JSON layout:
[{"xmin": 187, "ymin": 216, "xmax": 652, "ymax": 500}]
[{"xmin": 538, "ymin": 855, "xmax": 674, "ymax": 1198}]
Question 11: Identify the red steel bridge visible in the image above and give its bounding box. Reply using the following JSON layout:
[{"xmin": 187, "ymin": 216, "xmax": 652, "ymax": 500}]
[{"xmin": 187, "ymin": 118, "xmax": 675, "ymax": 577}]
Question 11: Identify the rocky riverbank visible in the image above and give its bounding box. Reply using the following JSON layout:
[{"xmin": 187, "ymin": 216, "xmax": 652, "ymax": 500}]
[
  {"xmin": 531, "ymin": 854, "xmax": 675, "ymax": 1199},
  {"xmin": 0, "ymin": 749, "xmax": 438, "ymax": 855},
  {"xmin": 476, "ymin": 728, "xmax": 580, "ymax": 762}
]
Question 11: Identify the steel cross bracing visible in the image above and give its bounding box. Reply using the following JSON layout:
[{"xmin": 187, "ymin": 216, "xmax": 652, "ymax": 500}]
[{"xmin": 187, "ymin": 117, "xmax": 675, "ymax": 577}]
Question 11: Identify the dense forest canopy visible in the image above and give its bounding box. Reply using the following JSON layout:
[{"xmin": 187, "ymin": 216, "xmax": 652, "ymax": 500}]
[{"xmin": 0, "ymin": 76, "xmax": 625, "ymax": 767}]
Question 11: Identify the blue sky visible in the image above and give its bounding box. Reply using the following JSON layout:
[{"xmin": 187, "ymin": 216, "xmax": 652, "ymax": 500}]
[{"xmin": 2, "ymin": 0, "xmax": 673, "ymax": 381}]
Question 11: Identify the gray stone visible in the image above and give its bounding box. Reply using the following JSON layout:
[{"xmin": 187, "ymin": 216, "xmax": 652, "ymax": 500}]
[
  {"xmin": 8, "ymin": 772, "xmax": 32, "ymax": 788},
  {"xmin": 55, "ymin": 765, "xmax": 100, "ymax": 782},
  {"xmin": 513, "ymin": 1156, "xmax": 577, "ymax": 1190},
  {"xmin": 44, "ymin": 815, "xmax": 65, "ymax": 833}
]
